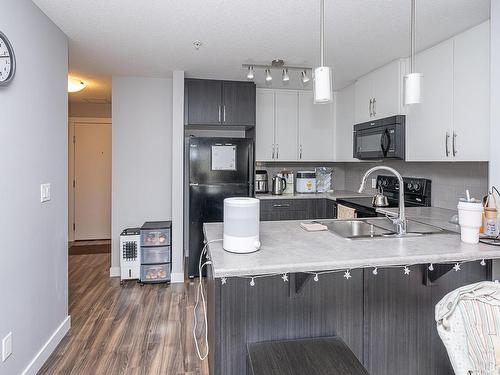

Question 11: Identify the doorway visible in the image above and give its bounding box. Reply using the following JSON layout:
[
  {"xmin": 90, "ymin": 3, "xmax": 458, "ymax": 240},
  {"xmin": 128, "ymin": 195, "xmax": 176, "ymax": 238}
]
[{"xmin": 69, "ymin": 118, "xmax": 112, "ymax": 243}]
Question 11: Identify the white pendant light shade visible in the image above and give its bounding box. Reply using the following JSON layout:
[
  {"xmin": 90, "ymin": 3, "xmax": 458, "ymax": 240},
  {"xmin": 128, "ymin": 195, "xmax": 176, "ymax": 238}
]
[
  {"xmin": 313, "ymin": 66, "xmax": 332, "ymax": 104},
  {"xmin": 313, "ymin": 0, "xmax": 333, "ymax": 104},
  {"xmin": 404, "ymin": 72, "xmax": 423, "ymax": 105}
]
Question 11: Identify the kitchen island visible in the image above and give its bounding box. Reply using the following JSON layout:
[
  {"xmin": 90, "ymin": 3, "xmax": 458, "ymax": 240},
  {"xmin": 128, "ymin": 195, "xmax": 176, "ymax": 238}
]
[{"xmin": 204, "ymin": 208, "xmax": 500, "ymax": 375}]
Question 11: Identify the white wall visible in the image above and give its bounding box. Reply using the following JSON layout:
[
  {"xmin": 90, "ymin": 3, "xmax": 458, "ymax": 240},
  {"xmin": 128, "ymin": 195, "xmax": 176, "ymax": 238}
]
[
  {"xmin": 490, "ymin": 2, "xmax": 500, "ymax": 280},
  {"xmin": 111, "ymin": 77, "xmax": 173, "ymax": 275},
  {"xmin": 0, "ymin": 1, "xmax": 69, "ymax": 374}
]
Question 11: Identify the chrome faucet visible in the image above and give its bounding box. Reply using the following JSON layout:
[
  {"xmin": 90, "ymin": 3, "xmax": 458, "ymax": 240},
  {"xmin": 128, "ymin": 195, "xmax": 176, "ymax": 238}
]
[{"xmin": 358, "ymin": 166, "xmax": 407, "ymax": 236}]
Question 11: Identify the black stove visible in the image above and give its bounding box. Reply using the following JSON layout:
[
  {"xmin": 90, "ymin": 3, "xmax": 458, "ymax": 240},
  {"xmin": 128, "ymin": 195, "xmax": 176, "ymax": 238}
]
[{"xmin": 337, "ymin": 175, "xmax": 431, "ymax": 217}]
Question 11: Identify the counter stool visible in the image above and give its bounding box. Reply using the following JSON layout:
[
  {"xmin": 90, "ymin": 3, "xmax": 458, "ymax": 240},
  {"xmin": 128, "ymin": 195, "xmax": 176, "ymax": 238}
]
[{"xmin": 247, "ymin": 336, "xmax": 369, "ymax": 375}]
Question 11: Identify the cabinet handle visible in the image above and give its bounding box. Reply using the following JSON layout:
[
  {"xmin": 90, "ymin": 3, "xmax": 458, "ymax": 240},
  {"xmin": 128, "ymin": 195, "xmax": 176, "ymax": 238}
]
[
  {"xmin": 218, "ymin": 105, "xmax": 221, "ymax": 123},
  {"xmin": 299, "ymin": 144, "xmax": 303, "ymax": 159},
  {"xmin": 272, "ymin": 144, "xmax": 275, "ymax": 159},
  {"xmin": 373, "ymin": 98, "xmax": 376, "ymax": 116},
  {"xmin": 223, "ymin": 106, "xmax": 226, "ymax": 123},
  {"xmin": 369, "ymin": 99, "xmax": 373, "ymax": 117},
  {"xmin": 273, "ymin": 203, "xmax": 290, "ymax": 208},
  {"xmin": 445, "ymin": 132, "xmax": 450, "ymax": 157},
  {"xmin": 453, "ymin": 132, "xmax": 457, "ymax": 156},
  {"xmin": 276, "ymin": 144, "xmax": 279, "ymax": 159}
]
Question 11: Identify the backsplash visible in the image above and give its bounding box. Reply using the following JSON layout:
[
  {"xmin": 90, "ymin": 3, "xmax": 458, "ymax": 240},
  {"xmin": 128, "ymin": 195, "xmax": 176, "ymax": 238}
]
[{"xmin": 257, "ymin": 161, "xmax": 489, "ymax": 210}]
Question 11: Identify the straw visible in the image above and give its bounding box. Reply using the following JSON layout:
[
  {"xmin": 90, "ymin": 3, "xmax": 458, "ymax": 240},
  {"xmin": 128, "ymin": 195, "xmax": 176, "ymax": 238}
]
[{"xmin": 466, "ymin": 190, "xmax": 471, "ymax": 202}]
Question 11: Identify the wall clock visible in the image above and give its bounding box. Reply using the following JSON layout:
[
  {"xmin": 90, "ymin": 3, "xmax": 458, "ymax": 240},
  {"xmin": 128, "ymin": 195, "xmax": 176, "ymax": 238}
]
[{"xmin": 0, "ymin": 31, "xmax": 16, "ymax": 86}]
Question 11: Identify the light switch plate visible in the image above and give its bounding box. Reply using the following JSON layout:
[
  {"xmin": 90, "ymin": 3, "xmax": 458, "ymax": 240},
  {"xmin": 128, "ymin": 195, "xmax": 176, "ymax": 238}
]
[
  {"xmin": 2, "ymin": 332, "xmax": 12, "ymax": 362},
  {"xmin": 40, "ymin": 183, "xmax": 51, "ymax": 203},
  {"xmin": 371, "ymin": 179, "xmax": 377, "ymax": 189}
]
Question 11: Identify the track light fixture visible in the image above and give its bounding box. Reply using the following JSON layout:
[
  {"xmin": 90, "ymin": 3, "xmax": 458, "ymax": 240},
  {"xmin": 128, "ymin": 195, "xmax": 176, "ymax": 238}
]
[
  {"xmin": 246, "ymin": 66, "xmax": 255, "ymax": 80},
  {"xmin": 301, "ymin": 70, "xmax": 310, "ymax": 84},
  {"xmin": 265, "ymin": 69, "xmax": 272, "ymax": 83},
  {"xmin": 282, "ymin": 68, "xmax": 290, "ymax": 82},
  {"xmin": 242, "ymin": 60, "xmax": 312, "ymax": 86}
]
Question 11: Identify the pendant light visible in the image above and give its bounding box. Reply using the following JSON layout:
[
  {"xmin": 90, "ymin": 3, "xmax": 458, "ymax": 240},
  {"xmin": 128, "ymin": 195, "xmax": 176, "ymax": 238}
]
[
  {"xmin": 313, "ymin": 0, "xmax": 333, "ymax": 104},
  {"xmin": 404, "ymin": 0, "xmax": 422, "ymax": 105}
]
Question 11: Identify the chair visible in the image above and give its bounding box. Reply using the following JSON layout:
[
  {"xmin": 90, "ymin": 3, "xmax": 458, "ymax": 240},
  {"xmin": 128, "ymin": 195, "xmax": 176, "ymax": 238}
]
[{"xmin": 436, "ymin": 281, "xmax": 500, "ymax": 374}]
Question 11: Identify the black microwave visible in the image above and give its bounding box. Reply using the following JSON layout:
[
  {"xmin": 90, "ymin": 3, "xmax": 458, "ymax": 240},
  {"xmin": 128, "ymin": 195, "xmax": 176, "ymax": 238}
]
[{"xmin": 353, "ymin": 115, "xmax": 406, "ymax": 160}]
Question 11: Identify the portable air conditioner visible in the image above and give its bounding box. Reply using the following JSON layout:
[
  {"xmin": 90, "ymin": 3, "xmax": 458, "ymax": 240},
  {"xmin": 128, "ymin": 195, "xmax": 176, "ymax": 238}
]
[{"xmin": 119, "ymin": 228, "xmax": 141, "ymax": 282}]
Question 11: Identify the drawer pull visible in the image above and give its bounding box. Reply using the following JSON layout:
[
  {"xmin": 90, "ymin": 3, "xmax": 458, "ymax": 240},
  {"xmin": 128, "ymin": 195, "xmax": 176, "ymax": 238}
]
[{"xmin": 273, "ymin": 203, "xmax": 290, "ymax": 208}]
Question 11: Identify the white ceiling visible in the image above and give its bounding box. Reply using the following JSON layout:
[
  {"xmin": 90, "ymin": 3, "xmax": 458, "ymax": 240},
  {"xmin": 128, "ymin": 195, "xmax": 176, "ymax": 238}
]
[{"xmin": 32, "ymin": 0, "xmax": 490, "ymax": 103}]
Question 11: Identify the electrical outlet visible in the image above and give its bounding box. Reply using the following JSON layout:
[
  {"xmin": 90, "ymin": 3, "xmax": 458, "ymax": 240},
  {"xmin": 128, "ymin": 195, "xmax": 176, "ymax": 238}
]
[
  {"xmin": 371, "ymin": 178, "xmax": 377, "ymax": 189},
  {"xmin": 40, "ymin": 183, "xmax": 51, "ymax": 203},
  {"xmin": 2, "ymin": 332, "xmax": 12, "ymax": 362}
]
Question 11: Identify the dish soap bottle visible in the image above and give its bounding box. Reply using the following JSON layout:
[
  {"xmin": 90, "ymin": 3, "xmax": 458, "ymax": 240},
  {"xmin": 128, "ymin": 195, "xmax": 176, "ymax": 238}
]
[{"xmin": 484, "ymin": 189, "xmax": 498, "ymax": 237}]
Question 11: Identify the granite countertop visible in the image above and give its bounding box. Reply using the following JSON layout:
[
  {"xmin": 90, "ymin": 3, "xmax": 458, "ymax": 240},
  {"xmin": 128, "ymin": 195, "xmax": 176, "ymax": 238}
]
[
  {"xmin": 205, "ymin": 207, "xmax": 500, "ymax": 278},
  {"xmin": 256, "ymin": 190, "xmax": 370, "ymax": 201}
]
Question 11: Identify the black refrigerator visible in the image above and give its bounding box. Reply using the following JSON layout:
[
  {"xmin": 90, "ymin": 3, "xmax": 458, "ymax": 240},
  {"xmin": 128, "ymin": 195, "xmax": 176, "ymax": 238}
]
[{"xmin": 186, "ymin": 137, "xmax": 254, "ymax": 277}]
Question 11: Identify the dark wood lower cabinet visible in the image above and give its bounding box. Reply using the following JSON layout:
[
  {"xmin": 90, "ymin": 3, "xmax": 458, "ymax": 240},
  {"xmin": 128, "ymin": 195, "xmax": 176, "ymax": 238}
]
[
  {"xmin": 207, "ymin": 261, "xmax": 491, "ymax": 375},
  {"xmin": 260, "ymin": 198, "xmax": 336, "ymax": 221}
]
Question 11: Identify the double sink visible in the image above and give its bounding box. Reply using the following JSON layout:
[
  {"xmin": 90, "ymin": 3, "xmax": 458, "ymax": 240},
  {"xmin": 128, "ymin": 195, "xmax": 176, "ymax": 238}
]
[{"xmin": 322, "ymin": 217, "xmax": 445, "ymax": 240}]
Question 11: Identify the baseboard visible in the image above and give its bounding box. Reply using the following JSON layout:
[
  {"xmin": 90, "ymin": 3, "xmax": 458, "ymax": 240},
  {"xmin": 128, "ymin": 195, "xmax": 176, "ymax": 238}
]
[
  {"xmin": 21, "ymin": 315, "xmax": 71, "ymax": 375},
  {"xmin": 109, "ymin": 266, "xmax": 120, "ymax": 277},
  {"xmin": 170, "ymin": 272, "xmax": 185, "ymax": 283}
]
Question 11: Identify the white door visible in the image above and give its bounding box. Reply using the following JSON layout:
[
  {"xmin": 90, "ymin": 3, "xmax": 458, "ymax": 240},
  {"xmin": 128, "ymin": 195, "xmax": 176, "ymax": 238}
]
[
  {"xmin": 453, "ymin": 21, "xmax": 490, "ymax": 161},
  {"xmin": 74, "ymin": 122, "xmax": 112, "ymax": 240},
  {"xmin": 335, "ymin": 85, "xmax": 358, "ymax": 162},
  {"xmin": 274, "ymin": 91, "xmax": 298, "ymax": 161},
  {"xmin": 255, "ymin": 90, "xmax": 275, "ymax": 161},
  {"xmin": 406, "ymin": 40, "xmax": 454, "ymax": 161},
  {"xmin": 354, "ymin": 74, "xmax": 373, "ymax": 124},
  {"xmin": 371, "ymin": 60, "xmax": 403, "ymax": 120},
  {"xmin": 298, "ymin": 91, "xmax": 334, "ymax": 161}
]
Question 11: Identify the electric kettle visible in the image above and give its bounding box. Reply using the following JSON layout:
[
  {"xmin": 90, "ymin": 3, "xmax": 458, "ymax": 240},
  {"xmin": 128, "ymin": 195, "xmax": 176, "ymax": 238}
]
[{"xmin": 271, "ymin": 176, "xmax": 287, "ymax": 195}]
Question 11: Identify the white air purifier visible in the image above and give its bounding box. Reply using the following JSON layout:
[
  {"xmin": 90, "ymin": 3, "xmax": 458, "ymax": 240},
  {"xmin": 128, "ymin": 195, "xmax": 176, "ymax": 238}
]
[{"xmin": 223, "ymin": 197, "xmax": 260, "ymax": 253}]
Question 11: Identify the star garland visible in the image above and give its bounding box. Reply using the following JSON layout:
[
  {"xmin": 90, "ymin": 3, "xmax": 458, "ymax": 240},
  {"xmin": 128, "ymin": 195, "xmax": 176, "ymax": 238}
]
[{"xmin": 219, "ymin": 259, "xmax": 489, "ymax": 286}]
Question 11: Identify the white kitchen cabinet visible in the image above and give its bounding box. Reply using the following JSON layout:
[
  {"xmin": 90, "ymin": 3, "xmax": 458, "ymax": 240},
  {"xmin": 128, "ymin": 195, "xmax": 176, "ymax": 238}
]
[
  {"xmin": 354, "ymin": 59, "xmax": 405, "ymax": 124},
  {"xmin": 298, "ymin": 91, "xmax": 334, "ymax": 161},
  {"xmin": 255, "ymin": 89, "xmax": 334, "ymax": 162},
  {"xmin": 256, "ymin": 90, "xmax": 275, "ymax": 161},
  {"xmin": 275, "ymin": 91, "xmax": 298, "ymax": 161},
  {"xmin": 406, "ymin": 21, "xmax": 490, "ymax": 162},
  {"xmin": 406, "ymin": 40, "xmax": 454, "ymax": 161},
  {"xmin": 354, "ymin": 74, "xmax": 373, "ymax": 124},
  {"xmin": 452, "ymin": 21, "xmax": 490, "ymax": 161},
  {"xmin": 335, "ymin": 84, "xmax": 358, "ymax": 162}
]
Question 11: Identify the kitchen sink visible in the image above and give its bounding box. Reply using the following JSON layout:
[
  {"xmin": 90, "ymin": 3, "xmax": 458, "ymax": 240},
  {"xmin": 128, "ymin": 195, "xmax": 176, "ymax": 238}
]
[{"xmin": 322, "ymin": 217, "xmax": 445, "ymax": 240}]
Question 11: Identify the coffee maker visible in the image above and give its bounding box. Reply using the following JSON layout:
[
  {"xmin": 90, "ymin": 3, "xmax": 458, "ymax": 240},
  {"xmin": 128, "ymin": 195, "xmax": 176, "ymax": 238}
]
[{"xmin": 255, "ymin": 170, "xmax": 269, "ymax": 194}]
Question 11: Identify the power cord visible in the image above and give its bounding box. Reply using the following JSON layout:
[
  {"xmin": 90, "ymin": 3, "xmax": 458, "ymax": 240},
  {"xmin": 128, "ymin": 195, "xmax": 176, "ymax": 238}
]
[{"xmin": 193, "ymin": 239, "xmax": 222, "ymax": 361}]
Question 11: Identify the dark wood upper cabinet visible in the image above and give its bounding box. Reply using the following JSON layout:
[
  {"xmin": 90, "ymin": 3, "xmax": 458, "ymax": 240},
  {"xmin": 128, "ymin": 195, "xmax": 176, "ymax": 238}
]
[
  {"xmin": 184, "ymin": 79, "xmax": 222, "ymax": 125},
  {"xmin": 184, "ymin": 78, "xmax": 256, "ymax": 127},
  {"xmin": 221, "ymin": 81, "xmax": 256, "ymax": 126}
]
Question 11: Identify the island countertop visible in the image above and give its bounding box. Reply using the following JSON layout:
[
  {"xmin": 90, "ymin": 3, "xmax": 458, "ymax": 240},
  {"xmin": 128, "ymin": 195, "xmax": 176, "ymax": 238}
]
[{"xmin": 204, "ymin": 207, "xmax": 500, "ymax": 278}]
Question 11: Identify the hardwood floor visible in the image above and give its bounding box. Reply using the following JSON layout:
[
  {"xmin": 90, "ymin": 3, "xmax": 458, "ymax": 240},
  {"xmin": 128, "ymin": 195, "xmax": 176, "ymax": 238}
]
[{"xmin": 39, "ymin": 254, "xmax": 209, "ymax": 375}]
